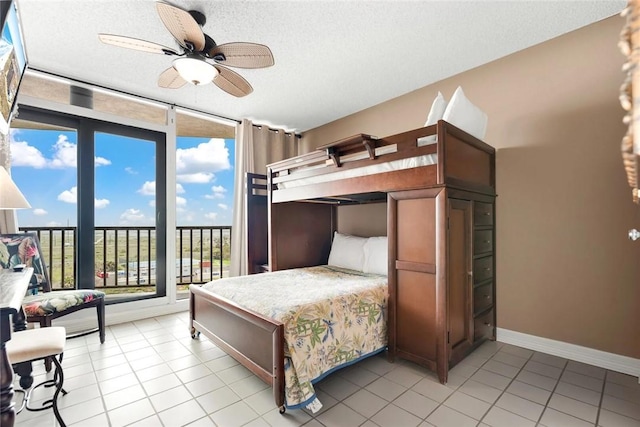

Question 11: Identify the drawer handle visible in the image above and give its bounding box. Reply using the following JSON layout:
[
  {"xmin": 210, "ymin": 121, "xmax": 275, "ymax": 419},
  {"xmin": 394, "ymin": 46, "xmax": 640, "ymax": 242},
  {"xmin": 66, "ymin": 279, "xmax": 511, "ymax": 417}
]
[
  {"xmin": 484, "ymin": 240, "xmax": 491, "ymax": 244},
  {"xmin": 483, "ymin": 294, "xmax": 491, "ymax": 300},
  {"xmin": 483, "ymin": 212, "xmax": 491, "ymax": 216},
  {"xmin": 485, "ymin": 267, "xmax": 491, "ymax": 271},
  {"xmin": 484, "ymin": 322, "xmax": 492, "ymax": 327}
]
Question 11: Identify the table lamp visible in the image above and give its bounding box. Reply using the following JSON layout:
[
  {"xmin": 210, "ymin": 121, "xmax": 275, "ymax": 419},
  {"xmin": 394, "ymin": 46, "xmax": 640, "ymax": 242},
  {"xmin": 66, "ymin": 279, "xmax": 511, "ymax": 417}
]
[{"xmin": 0, "ymin": 166, "xmax": 30, "ymax": 209}]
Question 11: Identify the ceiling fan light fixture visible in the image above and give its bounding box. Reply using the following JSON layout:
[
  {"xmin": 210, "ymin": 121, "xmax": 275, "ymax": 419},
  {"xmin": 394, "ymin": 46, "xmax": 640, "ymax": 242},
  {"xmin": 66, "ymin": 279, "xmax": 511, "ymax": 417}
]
[{"xmin": 173, "ymin": 56, "xmax": 218, "ymax": 85}]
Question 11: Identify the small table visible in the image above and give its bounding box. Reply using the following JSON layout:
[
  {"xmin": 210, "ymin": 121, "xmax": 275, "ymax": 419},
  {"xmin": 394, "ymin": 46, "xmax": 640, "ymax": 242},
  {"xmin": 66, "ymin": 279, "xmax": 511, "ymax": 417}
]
[{"xmin": 0, "ymin": 267, "xmax": 33, "ymax": 427}]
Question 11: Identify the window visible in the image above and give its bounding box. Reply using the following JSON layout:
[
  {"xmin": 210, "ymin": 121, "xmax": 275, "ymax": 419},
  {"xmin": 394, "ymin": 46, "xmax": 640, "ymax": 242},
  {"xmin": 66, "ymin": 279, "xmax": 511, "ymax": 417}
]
[
  {"xmin": 10, "ymin": 72, "xmax": 238, "ymax": 303},
  {"xmin": 174, "ymin": 109, "xmax": 235, "ymax": 298}
]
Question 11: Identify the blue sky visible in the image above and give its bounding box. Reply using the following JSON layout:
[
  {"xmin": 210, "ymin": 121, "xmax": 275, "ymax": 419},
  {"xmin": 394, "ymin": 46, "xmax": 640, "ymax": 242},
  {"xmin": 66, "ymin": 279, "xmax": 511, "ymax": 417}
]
[{"xmin": 9, "ymin": 128, "xmax": 235, "ymax": 227}]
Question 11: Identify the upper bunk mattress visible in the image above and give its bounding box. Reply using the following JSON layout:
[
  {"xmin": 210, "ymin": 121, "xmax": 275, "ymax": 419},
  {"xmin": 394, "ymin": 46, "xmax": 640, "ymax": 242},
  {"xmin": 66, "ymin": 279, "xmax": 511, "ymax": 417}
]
[{"xmin": 278, "ymin": 152, "xmax": 437, "ymax": 189}]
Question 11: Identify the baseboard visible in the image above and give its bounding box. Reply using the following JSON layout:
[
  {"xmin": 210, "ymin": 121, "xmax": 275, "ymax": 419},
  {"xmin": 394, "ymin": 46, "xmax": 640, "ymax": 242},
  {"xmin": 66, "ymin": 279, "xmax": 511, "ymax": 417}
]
[
  {"xmin": 52, "ymin": 299, "xmax": 190, "ymax": 335},
  {"xmin": 497, "ymin": 328, "xmax": 640, "ymax": 380},
  {"xmin": 104, "ymin": 299, "xmax": 190, "ymax": 326}
]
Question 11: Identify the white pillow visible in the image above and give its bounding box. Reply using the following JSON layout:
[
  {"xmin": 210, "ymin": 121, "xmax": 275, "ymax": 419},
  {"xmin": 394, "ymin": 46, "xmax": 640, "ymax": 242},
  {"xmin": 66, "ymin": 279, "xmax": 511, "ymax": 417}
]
[
  {"xmin": 420, "ymin": 91, "xmax": 447, "ymax": 146},
  {"xmin": 424, "ymin": 91, "xmax": 447, "ymax": 127},
  {"xmin": 363, "ymin": 236, "xmax": 388, "ymax": 276},
  {"xmin": 442, "ymin": 86, "xmax": 488, "ymax": 141},
  {"xmin": 327, "ymin": 232, "xmax": 367, "ymax": 272}
]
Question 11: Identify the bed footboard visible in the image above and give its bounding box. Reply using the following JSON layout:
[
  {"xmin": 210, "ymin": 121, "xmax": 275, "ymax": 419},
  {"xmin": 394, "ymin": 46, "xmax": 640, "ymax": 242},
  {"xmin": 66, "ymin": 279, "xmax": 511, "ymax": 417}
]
[{"xmin": 189, "ymin": 284, "xmax": 285, "ymax": 409}]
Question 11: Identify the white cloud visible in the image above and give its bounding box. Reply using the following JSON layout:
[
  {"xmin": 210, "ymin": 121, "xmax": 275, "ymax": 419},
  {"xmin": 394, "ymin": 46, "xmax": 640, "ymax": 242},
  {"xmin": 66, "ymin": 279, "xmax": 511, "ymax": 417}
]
[
  {"xmin": 205, "ymin": 185, "xmax": 227, "ymax": 199},
  {"xmin": 138, "ymin": 181, "xmax": 155, "ymax": 196},
  {"xmin": 149, "ymin": 200, "xmax": 156, "ymax": 207},
  {"xmin": 49, "ymin": 135, "xmax": 77, "ymax": 168},
  {"xmin": 46, "ymin": 221, "xmax": 62, "ymax": 227},
  {"xmin": 58, "ymin": 187, "xmax": 77, "ymax": 204},
  {"xmin": 176, "ymin": 196, "xmax": 187, "ymax": 206},
  {"xmin": 33, "ymin": 208, "xmax": 48, "ymax": 216},
  {"xmin": 125, "ymin": 167, "xmax": 137, "ymax": 174},
  {"xmin": 176, "ymin": 138, "xmax": 231, "ymax": 175},
  {"xmin": 57, "ymin": 186, "xmax": 110, "ymax": 208},
  {"xmin": 138, "ymin": 181, "xmax": 185, "ymax": 196},
  {"xmin": 95, "ymin": 156, "xmax": 111, "ymax": 166},
  {"xmin": 177, "ymin": 172, "xmax": 214, "ymax": 184},
  {"xmin": 204, "ymin": 212, "xmax": 218, "ymax": 221},
  {"xmin": 95, "ymin": 198, "xmax": 110, "ymax": 209},
  {"xmin": 218, "ymin": 203, "xmax": 228, "ymax": 210},
  {"xmin": 119, "ymin": 208, "xmax": 147, "ymax": 224},
  {"xmin": 10, "ymin": 141, "xmax": 48, "ymax": 168},
  {"xmin": 10, "ymin": 134, "xmax": 111, "ymax": 169}
]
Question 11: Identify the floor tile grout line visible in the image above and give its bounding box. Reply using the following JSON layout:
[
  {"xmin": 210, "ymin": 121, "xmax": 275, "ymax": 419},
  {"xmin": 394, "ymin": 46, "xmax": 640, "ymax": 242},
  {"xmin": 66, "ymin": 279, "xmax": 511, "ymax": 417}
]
[
  {"xmin": 476, "ymin": 346, "xmax": 537, "ymax": 426},
  {"xmin": 321, "ymin": 349, "xmax": 474, "ymax": 425},
  {"xmin": 92, "ymin": 320, "xmax": 210, "ymax": 426},
  {"xmin": 431, "ymin": 344, "xmax": 512, "ymax": 424},
  {"xmin": 594, "ymin": 370, "xmax": 607, "ymax": 427},
  {"xmin": 395, "ymin": 343, "xmax": 506, "ymax": 425},
  {"xmin": 534, "ymin": 354, "xmax": 568, "ymax": 426},
  {"xmin": 536, "ymin": 357, "xmax": 607, "ymax": 426}
]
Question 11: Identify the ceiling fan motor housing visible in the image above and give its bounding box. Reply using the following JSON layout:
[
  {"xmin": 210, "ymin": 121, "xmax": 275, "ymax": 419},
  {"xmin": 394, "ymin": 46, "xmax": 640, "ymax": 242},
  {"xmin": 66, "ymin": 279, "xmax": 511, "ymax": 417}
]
[{"xmin": 188, "ymin": 10, "xmax": 206, "ymax": 26}]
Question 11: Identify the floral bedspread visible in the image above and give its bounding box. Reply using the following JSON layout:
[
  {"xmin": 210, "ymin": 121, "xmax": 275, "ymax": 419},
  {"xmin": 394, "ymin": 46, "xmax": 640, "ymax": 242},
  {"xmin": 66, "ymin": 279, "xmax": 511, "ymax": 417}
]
[{"xmin": 201, "ymin": 265, "xmax": 388, "ymax": 411}]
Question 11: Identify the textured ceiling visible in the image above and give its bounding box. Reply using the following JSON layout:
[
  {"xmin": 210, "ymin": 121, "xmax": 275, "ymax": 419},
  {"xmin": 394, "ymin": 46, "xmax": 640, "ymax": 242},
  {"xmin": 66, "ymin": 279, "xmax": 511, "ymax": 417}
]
[{"xmin": 16, "ymin": 0, "xmax": 624, "ymax": 133}]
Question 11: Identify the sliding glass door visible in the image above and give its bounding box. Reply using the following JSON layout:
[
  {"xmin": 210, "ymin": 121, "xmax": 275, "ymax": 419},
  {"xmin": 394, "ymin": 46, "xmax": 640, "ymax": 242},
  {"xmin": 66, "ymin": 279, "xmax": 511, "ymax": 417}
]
[{"xmin": 13, "ymin": 106, "xmax": 166, "ymax": 301}]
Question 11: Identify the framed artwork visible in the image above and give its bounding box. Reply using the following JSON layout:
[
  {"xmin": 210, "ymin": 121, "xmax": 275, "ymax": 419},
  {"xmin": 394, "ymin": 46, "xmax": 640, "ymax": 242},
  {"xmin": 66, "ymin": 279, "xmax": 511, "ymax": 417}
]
[
  {"xmin": 0, "ymin": 0, "xmax": 27, "ymax": 135},
  {"xmin": 0, "ymin": 232, "xmax": 49, "ymax": 291}
]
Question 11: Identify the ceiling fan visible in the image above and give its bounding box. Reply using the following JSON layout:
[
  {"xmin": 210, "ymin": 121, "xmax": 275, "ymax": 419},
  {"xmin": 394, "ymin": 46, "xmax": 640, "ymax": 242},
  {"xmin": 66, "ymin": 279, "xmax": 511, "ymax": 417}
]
[{"xmin": 98, "ymin": 1, "xmax": 274, "ymax": 97}]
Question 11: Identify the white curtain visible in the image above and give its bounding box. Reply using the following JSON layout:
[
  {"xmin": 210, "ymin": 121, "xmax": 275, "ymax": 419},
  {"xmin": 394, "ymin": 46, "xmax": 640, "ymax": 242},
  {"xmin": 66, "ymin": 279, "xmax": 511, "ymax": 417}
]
[
  {"xmin": 252, "ymin": 125, "xmax": 297, "ymax": 175},
  {"xmin": 230, "ymin": 119, "xmax": 255, "ymax": 277},
  {"xmin": 0, "ymin": 131, "xmax": 18, "ymax": 233},
  {"xmin": 230, "ymin": 120, "xmax": 297, "ymax": 276}
]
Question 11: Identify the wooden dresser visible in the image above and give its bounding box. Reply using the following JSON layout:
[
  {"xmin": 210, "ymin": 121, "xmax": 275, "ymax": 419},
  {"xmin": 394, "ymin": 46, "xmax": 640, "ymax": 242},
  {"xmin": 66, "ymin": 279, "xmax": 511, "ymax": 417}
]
[{"xmin": 387, "ymin": 160, "xmax": 496, "ymax": 384}]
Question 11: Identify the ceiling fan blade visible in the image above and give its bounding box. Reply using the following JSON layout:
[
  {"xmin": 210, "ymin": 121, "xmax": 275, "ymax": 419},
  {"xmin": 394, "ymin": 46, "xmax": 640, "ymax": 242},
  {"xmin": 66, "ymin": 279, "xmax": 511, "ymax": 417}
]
[
  {"xmin": 98, "ymin": 34, "xmax": 179, "ymax": 55},
  {"xmin": 210, "ymin": 42, "xmax": 275, "ymax": 69},
  {"xmin": 158, "ymin": 67, "xmax": 187, "ymax": 89},
  {"xmin": 213, "ymin": 65, "xmax": 253, "ymax": 97},
  {"xmin": 156, "ymin": 2, "xmax": 205, "ymax": 51}
]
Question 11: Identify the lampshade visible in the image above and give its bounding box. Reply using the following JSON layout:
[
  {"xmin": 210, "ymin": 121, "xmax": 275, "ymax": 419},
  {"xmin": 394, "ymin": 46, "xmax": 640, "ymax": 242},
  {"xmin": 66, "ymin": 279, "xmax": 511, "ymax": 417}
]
[
  {"xmin": 0, "ymin": 166, "xmax": 31, "ymax": 209},
  {"xmin": 173, "ymin": 56, "xmax": 218, "ymax": 86}
]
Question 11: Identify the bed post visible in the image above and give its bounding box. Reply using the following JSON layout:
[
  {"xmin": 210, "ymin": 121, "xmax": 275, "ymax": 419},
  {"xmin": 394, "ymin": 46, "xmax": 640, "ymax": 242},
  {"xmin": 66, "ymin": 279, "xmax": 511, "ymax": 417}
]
[{"xmin": 273, "ymin": 324, "xmax": 285, "ymax": 411}]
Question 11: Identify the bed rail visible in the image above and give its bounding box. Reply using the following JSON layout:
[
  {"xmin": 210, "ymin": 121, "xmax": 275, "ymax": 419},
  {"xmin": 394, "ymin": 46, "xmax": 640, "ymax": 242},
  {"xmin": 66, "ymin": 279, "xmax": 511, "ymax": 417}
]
[{"xmin": 268, "ymin": 120, "xmax": 495, "ymax": 204}]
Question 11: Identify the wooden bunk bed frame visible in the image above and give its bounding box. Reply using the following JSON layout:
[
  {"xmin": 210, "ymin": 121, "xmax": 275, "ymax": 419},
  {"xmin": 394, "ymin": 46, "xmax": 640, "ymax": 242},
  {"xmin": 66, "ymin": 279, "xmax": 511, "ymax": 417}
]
[
  {"xmin": 189, "ymin": 120, "xmax": 496, "ymax": 411},
  {"xmin": 245, "ymin": 173, "xmax": 269, "ymax": 274}
]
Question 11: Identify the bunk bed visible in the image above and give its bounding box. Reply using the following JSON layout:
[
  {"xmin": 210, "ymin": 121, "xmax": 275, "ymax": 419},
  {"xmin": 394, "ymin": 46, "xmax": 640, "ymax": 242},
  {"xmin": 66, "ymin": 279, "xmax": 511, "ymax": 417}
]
[
  {"xmin": 189, "ymin": 119, "xmax": 497, "ymax": 413},
  {"xmin": 245, "ymin": 173, "xmax": 268, "ymax": 274}
]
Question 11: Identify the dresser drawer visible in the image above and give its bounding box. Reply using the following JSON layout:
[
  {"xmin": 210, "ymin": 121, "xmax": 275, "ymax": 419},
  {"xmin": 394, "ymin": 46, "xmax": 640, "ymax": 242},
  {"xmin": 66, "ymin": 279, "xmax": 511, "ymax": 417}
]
[
  {"xmin": 474, "ymin": 256, "xmax": 493, "ymax": 283},
  {"xmin": 474, "ymin": 230, "xmax": 493, "ymax": 255},
  {"xmin": 474, "ymin": 282, "xmax": 493, "ymax": 314},
  {"xmin": 474, "ymin": 308, "xmax": 494, "ymax": 341},
  {"xmin": 474, "ymin": 202, "xmax": 494, "ymax": 226}
]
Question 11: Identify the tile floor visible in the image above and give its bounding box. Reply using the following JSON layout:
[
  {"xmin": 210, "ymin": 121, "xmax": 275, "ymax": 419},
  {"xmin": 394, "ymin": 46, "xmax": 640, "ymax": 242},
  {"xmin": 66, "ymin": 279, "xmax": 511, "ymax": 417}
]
[{"xmin": 12, "ymin": 312, "xmax": 640, "ymax": 427}]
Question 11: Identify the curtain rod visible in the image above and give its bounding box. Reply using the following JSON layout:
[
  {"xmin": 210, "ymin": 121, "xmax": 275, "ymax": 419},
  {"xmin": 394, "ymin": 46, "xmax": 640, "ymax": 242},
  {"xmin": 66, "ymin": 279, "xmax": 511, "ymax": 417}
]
[
  {"xmin": 27, "ymin": 67, "xmax": 242, "ymax": 125},
  {"xmin": 254, "ymin": 124, "xmax": 301, "ymax": 138}
]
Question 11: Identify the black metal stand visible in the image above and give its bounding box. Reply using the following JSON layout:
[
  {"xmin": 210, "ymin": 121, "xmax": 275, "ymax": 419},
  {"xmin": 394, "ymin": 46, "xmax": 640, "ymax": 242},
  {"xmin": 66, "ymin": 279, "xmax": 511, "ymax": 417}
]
[{"xmin": 14, "ymin": 354, "xmax": 67, "ymax": 427}]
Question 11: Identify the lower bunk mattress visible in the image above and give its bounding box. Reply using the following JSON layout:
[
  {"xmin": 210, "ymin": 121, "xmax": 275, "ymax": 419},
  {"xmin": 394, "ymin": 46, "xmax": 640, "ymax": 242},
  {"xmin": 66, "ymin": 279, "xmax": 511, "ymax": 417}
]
[{"xmin": 200, "ymin": 265, "xmax": 388, "ymax": 411}]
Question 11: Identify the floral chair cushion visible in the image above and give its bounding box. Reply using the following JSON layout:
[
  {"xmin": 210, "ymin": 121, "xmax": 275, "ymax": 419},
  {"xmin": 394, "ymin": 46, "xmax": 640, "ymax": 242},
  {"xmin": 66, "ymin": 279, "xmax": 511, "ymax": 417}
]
[{"xmin": 23, "ymin": 290, "xmax": 105, "ymax": 316}]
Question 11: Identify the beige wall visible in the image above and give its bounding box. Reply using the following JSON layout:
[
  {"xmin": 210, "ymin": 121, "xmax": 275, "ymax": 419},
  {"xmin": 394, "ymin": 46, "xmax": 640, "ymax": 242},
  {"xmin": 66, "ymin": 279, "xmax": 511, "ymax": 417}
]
[
  {"xmin": 337, "ymin": 203, "xmax": 387, "ymax": 237},
  {"xmin": 302, "ymin": 16, "xmax": 640, "ymax": 359}
]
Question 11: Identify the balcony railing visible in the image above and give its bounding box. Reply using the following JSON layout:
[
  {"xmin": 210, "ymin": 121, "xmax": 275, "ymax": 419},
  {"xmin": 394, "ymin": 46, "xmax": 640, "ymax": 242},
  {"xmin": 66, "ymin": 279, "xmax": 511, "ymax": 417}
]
[{"xmin": 18, "ymin": 226, "xmax": 231, "ymax": 292}]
